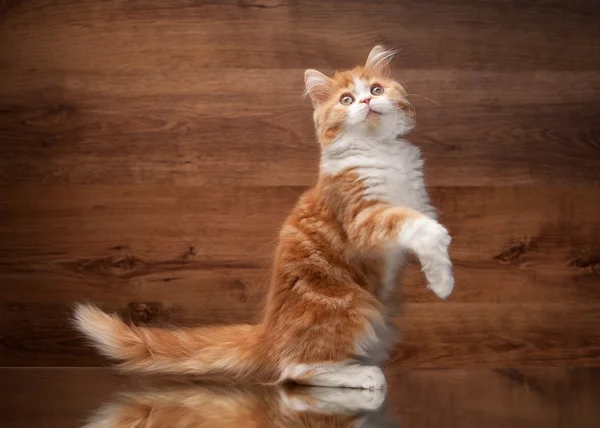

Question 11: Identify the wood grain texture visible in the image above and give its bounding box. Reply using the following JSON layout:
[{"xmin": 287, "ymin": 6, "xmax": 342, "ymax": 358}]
[
  {"xmin": 1, "ymin": 0, "xmax": 600, "ymax": 367},
  {"xmin": 1, "ymin": 71, "xmax": 599, "ymax": 187}
]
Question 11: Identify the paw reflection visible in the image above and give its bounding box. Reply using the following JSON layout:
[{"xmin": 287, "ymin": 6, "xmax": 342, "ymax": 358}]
[{"xmin": 84, "ymin": 382, "xmax": 396, "ymax": 427}]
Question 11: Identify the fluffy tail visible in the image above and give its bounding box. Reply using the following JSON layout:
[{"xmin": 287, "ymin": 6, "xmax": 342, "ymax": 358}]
[{"xmin": 73, "ymin": 303, "xmax": 271, "ymax": 380}]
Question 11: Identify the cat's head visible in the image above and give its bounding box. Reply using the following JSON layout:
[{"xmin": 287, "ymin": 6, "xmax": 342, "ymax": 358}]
[{"xmin": 304, "ymin": 46, "xmax": 414, "ymax": 146}]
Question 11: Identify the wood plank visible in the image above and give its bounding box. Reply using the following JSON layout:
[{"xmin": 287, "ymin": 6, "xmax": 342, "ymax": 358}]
[
  {"xmin": 2, "ymin": 69, "xmax": 600, "ymax": 105},
  {"xmin": 1, "ymin": 186, "xmax": 598, "ymax": 303},
  {"xmin": 394, "ymin": 303, "xmax": 600, "ymax": 367},
  {"xmin": 1, "ymin": 70, "xmax": 599, "ymax": 186},
  {"xmin": 2, "ymin": 0, "xmax": 599, "ymax": 72}
]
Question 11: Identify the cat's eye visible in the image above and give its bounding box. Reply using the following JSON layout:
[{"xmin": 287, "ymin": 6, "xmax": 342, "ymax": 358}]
[
  {"xmin": 340, "ymin": 94, "xmax": 354, "ymax": 105},
  {"xmin": 370, "ymin": 84, "xmax": 384, "ymax": 95}
]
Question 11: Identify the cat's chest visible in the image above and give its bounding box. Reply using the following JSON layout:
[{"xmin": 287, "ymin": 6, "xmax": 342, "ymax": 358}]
[
  {"xmin": 322, "ymin": 137, "xmax": 434, "ymax": 214},
  {"xmin": 356, "ymin": 141, "xmax": 429, "ymax": 210}
]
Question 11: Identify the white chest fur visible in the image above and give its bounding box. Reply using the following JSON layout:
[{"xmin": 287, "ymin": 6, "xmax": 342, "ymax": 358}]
[
  {"xmin": 322, "ymin": 135, "xmax": 439, "ymax": 307},
  {"xmin": 321, "ymin": 136, "xmax": 436, "ymax": 218}
]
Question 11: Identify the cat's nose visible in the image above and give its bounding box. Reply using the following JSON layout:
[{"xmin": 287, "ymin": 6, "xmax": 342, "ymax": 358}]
[{"xmin": 360, "ymin": 97, "xmax": 371, "ymax": 105}]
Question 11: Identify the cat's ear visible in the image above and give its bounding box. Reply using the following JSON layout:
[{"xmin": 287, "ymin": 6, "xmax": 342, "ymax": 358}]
[
  {"xmin": 365, "ymin": 45, "xmax": 396, "ymax": 78},
  {"xmin": 304, "ymin": 69, "xmax": 334, "ymax": 105}
]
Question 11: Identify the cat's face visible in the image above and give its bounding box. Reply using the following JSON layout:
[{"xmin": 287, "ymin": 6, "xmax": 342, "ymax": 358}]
[{"xmin": 305, "ymin": 46, "xmax": 414, "ymax": 145}]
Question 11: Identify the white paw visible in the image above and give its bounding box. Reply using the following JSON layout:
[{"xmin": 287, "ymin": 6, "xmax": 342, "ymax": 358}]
[
  {"xmin": 427, "ymin": 268, "xmax": 454, "ymax": 299},
  {"xmin": 354, "ymin": 388, "xmax": 386, "ymax": 410},
  {"xmin": 281, "ymin": 387, "xmax": 386, "ymax": 414},
  {"xmin": 311, "ymin": 387, "xmax": 386, "ymax": 411},
  {"xmin": 354, "ymin": 366, "xmax": 386, "ymax": 390},
  {"xmin": 409, "ymin": 217, "xmax": 451, "ymax": 254},
  {"xmin": 400, "ymin": 217, "xmax": 454, "ymax": 299}
]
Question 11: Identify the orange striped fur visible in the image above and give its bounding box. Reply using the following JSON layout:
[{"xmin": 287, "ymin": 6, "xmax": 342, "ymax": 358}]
[{"xmin": 73, "ymin": 46, "xmax": 454, "ymax": 390}]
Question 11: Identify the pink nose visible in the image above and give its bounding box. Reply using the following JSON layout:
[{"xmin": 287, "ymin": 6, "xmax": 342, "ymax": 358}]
[{"xmin": 360, "ymin": 97, "xmax": 371, "ymax": 105}]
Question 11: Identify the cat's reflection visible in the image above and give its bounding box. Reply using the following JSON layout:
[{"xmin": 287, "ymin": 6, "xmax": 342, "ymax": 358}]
[{"xmin": 84, "ymin": 381, "xmax": 397, "ymax": 428}]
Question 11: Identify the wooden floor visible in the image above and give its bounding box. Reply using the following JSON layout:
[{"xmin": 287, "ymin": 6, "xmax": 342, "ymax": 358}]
[
  {"xmin": 2, "ymin": 367, "xmax": 600, "ymax": 428},
  {"xmin": 1, "ymin": 0, "xmax": 600, "ymax": 373}
]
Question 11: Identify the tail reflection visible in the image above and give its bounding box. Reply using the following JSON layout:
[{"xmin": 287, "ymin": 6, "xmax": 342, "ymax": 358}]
[{"xmin": 85, "ymin": 382, "xmax": 396, "ymax": 427}]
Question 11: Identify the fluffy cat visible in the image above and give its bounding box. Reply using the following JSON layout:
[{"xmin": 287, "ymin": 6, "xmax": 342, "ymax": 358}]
[{"xmin": 73, "ymin": 46, "xmax": 454, "ymax": 390}]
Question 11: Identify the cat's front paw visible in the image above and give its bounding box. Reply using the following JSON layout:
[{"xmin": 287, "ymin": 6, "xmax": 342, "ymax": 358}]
[
  {"xmin": 427, "ymin": 265, "xmax": 454, "ymax": 299},
  {"xmin": 399, "ymin": 217, "xmax": 454, "ymax": 299}
]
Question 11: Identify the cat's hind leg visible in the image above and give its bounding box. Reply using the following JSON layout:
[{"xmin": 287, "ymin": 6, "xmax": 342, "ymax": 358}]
[
  {"xmin": 281, "ymin": 362, "xmax": 386, "ymax": 390},
  {"xmin": 270, "ymin": 280, "xmax": 389, "ymax": 390}
]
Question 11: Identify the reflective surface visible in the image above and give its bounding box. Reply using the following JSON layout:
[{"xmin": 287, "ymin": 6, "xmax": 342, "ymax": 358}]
[{"xmin": 2, "ymin": 367, "xmax": 600, "ymax": 427}]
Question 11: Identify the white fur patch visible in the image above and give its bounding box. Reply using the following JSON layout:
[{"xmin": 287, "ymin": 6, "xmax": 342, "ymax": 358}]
[
  {"xmin": 281, "ymin": 363, "xmax": 386, "ymax": 390},
  {"xmin": 322, "ymin": 137, "xmax": 435, "ymax": 217},
  {"xmin": 280, "ymin": 386, "xmax": 385, "ymax": 414},
  {"xmin": 72, "ymin": 303, "xmax": 129, "ymax": 360},
  {"xmin": 353, "ymin": 76, "xmax": 371, "ymax": 102},
  {"xmin": 365, "ymin": 46, "xmax": 397, "ymax": 78},
  {"xmin": 398, "ymin": 216, "xmax": 454, "ymax": 299}
]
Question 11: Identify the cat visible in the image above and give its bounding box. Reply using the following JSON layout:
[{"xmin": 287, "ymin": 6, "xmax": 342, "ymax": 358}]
[
  {"xmin": 83, "ymin": 382, "xmax": 396, "ymax": 428},
  {"xmin": 73, "ymin": 45, "xmax": 454, "ymax": 390}
]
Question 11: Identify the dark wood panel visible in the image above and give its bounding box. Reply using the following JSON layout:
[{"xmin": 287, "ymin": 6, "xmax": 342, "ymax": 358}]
[
  {"xmin": 394, "ymin": 304, "xmax": 600, "ymax": 367},
  {"xmin": 2, "ymin": 0, "xmax": 599, "ymax": 72},
  {"xmin": 1, "ymin": 70, "xmax": 599, "ymax": 186},
  {"xmin": 1, "ymin": 0, "xmax": 600, "ymax": 370},
  {"xmin": 1, "ymin": 186, "xmax": 598, "ymax": 301},
  {"xmin": 2, "ymin": 69, "xmax": 599, "ymax": 105}
]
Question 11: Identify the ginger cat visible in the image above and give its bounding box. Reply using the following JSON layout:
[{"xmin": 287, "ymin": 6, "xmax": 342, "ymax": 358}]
[
  {"xmin": 74, "ymin": 46, "xmax": 454, "ymax": 390},
  {"xmin": 84, "ymin": 383, "xmax": 395, "ymax": 428}
]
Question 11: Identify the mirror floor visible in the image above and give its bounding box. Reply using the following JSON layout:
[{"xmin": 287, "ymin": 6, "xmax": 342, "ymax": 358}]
[{"xmin": 1, "ymin": 367, "xmax": 599, "ymax": 427}]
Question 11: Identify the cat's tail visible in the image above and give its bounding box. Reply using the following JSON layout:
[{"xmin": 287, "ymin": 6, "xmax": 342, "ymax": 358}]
[{"xmin": 72, "ymin": 303, "xmax": 273, "ymax": 380}]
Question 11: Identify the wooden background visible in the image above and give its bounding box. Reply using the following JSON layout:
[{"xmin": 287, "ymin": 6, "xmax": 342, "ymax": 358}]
[{"xmin": 1, "ymin": 0, "xmax": 600, "ymax": 368}]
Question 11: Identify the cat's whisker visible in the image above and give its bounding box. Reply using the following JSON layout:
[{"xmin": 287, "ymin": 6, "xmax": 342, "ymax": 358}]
[
  {"xmin": 405, "ymin": 93, "xmax": 441, "ymax": 106},
  {"xmin": 405, "ymin": 101, "xmax": 417, "ymax": 120},
  {"xmin": 396, "ymin": 79, "xmax": 408, "ymax": 89}
]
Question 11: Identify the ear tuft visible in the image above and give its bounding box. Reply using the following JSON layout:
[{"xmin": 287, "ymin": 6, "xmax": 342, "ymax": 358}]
[
  {"xmin": 304, "ymin": 69, "xmax": 333, "ymax": 105},
  {"xmin": 365, "ymin": 45, "xmax": 397, "ymax": 78}
]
